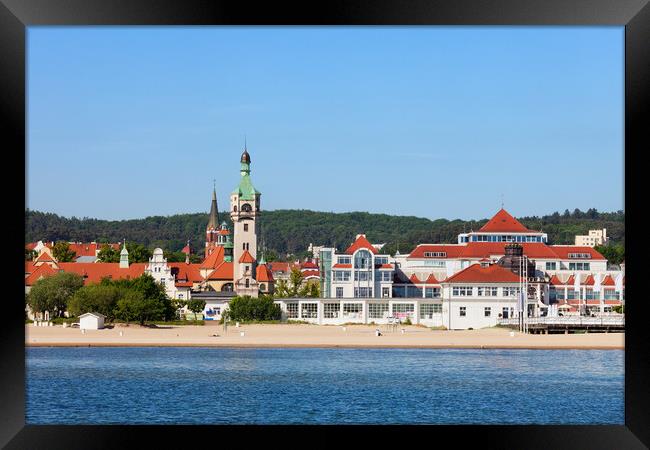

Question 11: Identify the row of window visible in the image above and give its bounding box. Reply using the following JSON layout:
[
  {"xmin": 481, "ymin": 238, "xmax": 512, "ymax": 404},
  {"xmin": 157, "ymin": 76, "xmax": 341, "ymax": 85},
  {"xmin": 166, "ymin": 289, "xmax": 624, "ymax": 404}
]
[
  {"xmin": 546, "ymin": 262, "xmax": 592, "ymax": 271},
  {"xmin": 452, "ymin": 286, "xmax": 521, "ymax": 297},
  {"xmin": 467, "ymin": 235, "xmax": 545, "ymax": 243},
  {"xmin": 332, "ymin": 270, "xmax": 392, "ymax": 282},
  {"xmin": 287, "ymin": 302, "xmax": 445, "ymax": 319},
  {"xmin": 552, "ymin": 288, "xmax": 622, "ymax": 300}
]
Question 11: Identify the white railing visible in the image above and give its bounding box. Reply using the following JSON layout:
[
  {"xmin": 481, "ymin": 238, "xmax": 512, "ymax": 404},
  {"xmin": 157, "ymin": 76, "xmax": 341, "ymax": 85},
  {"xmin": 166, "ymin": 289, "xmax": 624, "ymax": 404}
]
[{"xmin": 498, "ymin": 316, "xmax": 625, "ymax": 326}]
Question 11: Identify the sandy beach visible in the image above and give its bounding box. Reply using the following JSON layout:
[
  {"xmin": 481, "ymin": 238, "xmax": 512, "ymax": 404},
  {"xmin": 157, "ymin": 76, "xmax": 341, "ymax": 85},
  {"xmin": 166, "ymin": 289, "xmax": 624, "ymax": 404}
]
[{"xmin": 25, "ymin": 323, "xmax": 624, "ymax": 349}]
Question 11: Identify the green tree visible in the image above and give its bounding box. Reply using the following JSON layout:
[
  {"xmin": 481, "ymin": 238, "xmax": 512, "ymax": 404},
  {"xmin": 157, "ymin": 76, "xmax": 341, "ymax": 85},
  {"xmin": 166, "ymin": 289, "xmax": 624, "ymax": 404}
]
[
  {"xmin": 289, "ymin": 267, "xmax": 304, "ymax": 297},
  {"xmin": 308, "ymin": 282, "xmax": 320, "ymax": 298},
  {"xmin": 187, "ymin": 299, "xmax": 206, "ymax": 320},
  {"xmin": 97, "ymin": 244, "xmax": 120, "ymax": 263},
  {"xmin": 172, "ymin": 298, "xmax": 187, "ymax": 319},
  {"xmin": 27, "ymin": 272, "xmax": 84, "ymax": 319},
  {"xmin": 125, "ymin": 243, "xmax": 153, "ymax": 263},
  {"xmin": 52, "ymin": 242, "xmax": 76, "ymax": 262},
  {"xmin": 274, "ymin": 279, "xmax": 289, "ymax": 298},
  {"xmin": 226, "ymin": 295, "xmax": 281, "ymax": 322},
  {"xmin": 67, "ymin": 284, "xmax": 122, "ymax": 322}
]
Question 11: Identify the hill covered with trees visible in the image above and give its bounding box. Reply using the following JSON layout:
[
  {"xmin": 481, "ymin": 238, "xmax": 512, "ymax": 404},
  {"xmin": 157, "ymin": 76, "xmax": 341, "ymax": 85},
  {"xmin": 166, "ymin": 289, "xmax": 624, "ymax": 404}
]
[{"xmin": 25, "ymin": 208, "xmax": 624, "ymax": 261}]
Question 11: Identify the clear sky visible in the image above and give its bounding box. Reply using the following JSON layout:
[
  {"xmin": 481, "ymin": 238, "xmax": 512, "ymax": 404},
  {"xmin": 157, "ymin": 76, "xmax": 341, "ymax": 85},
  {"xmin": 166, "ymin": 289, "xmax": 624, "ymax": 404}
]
[{"xmin": 27, "ymin": 26, "xmax": 624, "ymax": 221}]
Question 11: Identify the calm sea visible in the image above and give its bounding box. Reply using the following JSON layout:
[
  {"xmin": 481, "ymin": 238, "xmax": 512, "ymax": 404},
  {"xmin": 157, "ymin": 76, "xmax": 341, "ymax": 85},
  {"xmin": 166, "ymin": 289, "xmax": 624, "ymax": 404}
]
[{"xmin": 26, "ymin": 347, "xmax": 623, "ymax": 424}]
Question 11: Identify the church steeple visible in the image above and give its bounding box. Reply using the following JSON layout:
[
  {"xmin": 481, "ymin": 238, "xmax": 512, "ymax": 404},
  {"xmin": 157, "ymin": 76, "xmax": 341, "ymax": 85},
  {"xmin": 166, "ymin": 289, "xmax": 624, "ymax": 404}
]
[
  {"xmin": 119, "ymin": 239, "xmax": 129, "ymax": 268},
  {"xmin": 207, "ymin": 182, "xmax": 219, "ymax": 230}
]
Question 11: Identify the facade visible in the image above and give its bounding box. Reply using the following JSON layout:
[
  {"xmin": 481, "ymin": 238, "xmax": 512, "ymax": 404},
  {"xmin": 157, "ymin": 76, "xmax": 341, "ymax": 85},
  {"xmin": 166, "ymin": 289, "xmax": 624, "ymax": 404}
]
[
  {"xmin": 319, "ymin": 234, "xmax": 395, "ymax": 300},
  {"xmin": 575, "ymin": 228, "xmax": 608, "ymax": 247}
]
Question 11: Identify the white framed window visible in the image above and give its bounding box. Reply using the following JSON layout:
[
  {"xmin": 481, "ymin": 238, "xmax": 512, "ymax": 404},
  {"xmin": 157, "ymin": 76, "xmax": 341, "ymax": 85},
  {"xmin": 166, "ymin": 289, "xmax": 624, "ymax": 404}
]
[
  {"xmin": 333, "ymin": 271, "xmax": 351, "ymax": 282},
  {"xmin": 503, "ymin": 287, "xmax": 521, "ymax": 297},
  {"xmin": 424, "ymin": 252, "xmax": 447, "ymax": 258},
  {"xmin": 336, "ymin": 287, "xmax": 344, "ymax": 298},
  {"xmin": 354, "ymin": 287, "xmax": 372, "ymax": 298},
  {"xmin": 337, "ymin": 256, "xmax": 351, "ymax": 265},
  {"xmin": 420, "ymin": 303, "xmax": 442, "ymax": 319},
  {"xmin": 379, "ymin": 271, "xmax": 392, "ymax": 281},
  {"xmin": 324, "ymin": 303, "xmax": 340, "ymax": 318},
  {"xmin": 286, "ymin": 302, "xmax": 299, "ymax": 318},
  {"xmin": 300, "ymin": 303, "xmax": 318, "ymax": 319},
  {"xmin": 459, "ymin": 306, "xmax": 466, "ymax": 317},
  {"xmin": 368, "ymin": 302, "xmax": 389, "ymax": 319},
  {"xmin": 484, "ymin": 307, "xmax": 491, "ymax": 317},
  {"xmin": 425, "ymin": 287, "xmax": 441, "ymax": 298},
  {"xmin": 392, "ymin": 303, "xmax": 415, "ymax": 318},
  {"xmin": 342, "ymin": 303, "xmax": 363, "ymax": 318},
  {"xmin": 477, "ymin": 286, "xmax": 498, "ymax": 297},
  {"xmin": 452, "ymin": 286, "xmax": 473, "ymax": 296},
  {"xmin": 382, "ymin": 287, "xmax": 390, "ymax": 298},
  {"xmin": 545, "ymin": 262, "xmax": 557, "ymax": 271}
]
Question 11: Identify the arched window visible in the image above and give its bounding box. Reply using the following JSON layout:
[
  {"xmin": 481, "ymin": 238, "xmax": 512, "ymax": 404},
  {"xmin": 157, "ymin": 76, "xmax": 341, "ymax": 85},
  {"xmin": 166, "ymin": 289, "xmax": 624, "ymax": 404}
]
[
  {"xmin": 354, "ymin": 250, "xmax": 372, "ymax": 269},
  {"xmin": 234, "ymin": 205, "xmax": 237, "ymax": 212},
  {"xmin": 221, "ymin": 283, "xmax": 233, "ymax": 292},
  {"xmin": 241, "ymin": 203, "xmax": 252, "ymax": 212}
]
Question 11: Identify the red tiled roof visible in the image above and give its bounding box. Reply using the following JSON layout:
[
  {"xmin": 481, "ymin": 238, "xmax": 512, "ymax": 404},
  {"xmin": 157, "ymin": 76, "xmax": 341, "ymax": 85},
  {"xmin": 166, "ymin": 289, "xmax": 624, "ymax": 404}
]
[
  {"xmin": 409, "ymin": 274, "xmax": 421, "ymax": 284},
  {"xmin": 549, "ymin": 275, "xmax": 563, "ymax": 285},
  {"xmin": 256, "ymin": 264, "xmax": 274, "ymax": 282},
  {"xmin": 42, "ymin": 263, "xmax": 147, "ymax": 285},
  {"xmin": 344, "ymin": 234, "xmax": 378, "ymax": 255},
  {"xmin": 207, "ymin": 261, "xmax": 233, "ymax": 280},
  {"xmin": 409, "ymin": 242, "xmax": 558, "ymax": 260},
  {"xmin": 332, "ymin": 263, "xmax": 352, "ymax": 269},
  {"xmin": 548, "ymin": 246, "xmax": 606, "ymax": 260},
  {"xmin": 168, "ymin": 263, "xmax": 203, "ymax": 283},
  {"xmin": 601, "ymin": 275, "xmax": 615, "ymax": 286},
  {"xmin": 25, "ymin": 263, "xmax": 57, "ymax": 286},
  {"xmin": 444, "ymin": 263, "xmax": 522, "ymax": 284},
  {"xmin": 181, "ymin": 244, "xmax": 191, "ymax": 255},
  {"xmin": 269, "ymin": 262, "xmax": 289, "ymax": 272},
  {"xmin": 238, "ymin": 250, "xmax": 255, "ymax": 264},
  {"xmin": 175, "ymin": 281, "xmax": 193, "ymax": 288},
  {"xmin": 201, "ymin": 246, "xmax": 225, "ymax": 269},
  {"xmin": 583, "ymin": 275, "xmax": 595, "ymax": 286},
  {"xmin": 566, "ymin": 275, "xmax": 576, "ymax": 285},
  {"xmin": 478, "ymin": 209, "xmax": 531, "ymax": 233},
  {"xmin": 376, "ymin": 263, "xmax": 394, "ymax": 269},
  {"xmin": 301, "ymin": 261, "xmax": 318, "ymax": 269},
  {"xmin": 35, "ymin": 252, "xmax": 56, "ymax": 263},
  {"xmin": 302, "ymin": 270, "xmax": 320, "ymax": 278},
  {"xmin": 425, "ymin": 274, "xmax": 440, "ymax": 284}
]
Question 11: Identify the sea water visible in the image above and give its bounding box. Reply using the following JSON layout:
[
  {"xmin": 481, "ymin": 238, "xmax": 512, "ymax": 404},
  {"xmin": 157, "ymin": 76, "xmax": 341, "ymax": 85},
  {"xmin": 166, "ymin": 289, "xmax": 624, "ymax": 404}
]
[{"xmin": 26, "ymin": 347, "xmax": 624, "ymax": 424}]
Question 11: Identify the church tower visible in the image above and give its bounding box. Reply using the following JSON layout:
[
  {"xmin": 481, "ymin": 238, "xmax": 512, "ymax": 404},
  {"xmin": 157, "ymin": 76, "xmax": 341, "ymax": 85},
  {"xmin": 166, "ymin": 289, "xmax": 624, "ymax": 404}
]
[
  {"xmin": 205, "ymin": 186, "xmax": 220, "ymax": 251},
  {"xmin": 231, "ymin": 144, "xmax": 261, "ymax": 297}
]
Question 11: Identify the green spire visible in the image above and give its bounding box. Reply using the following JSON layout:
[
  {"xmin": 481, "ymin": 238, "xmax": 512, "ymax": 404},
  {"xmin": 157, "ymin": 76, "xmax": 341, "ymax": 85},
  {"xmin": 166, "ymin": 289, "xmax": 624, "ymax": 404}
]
[{"xmin": 233, "ymin": 145, "xmax": 260, "ymax": 200}]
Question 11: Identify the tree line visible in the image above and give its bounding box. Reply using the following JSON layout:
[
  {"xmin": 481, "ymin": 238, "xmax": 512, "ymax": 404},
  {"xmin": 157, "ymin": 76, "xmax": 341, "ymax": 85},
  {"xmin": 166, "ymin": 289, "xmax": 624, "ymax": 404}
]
[{"xmin": 26, "ymin": 207, "xmax": 624, "ymax": 260}]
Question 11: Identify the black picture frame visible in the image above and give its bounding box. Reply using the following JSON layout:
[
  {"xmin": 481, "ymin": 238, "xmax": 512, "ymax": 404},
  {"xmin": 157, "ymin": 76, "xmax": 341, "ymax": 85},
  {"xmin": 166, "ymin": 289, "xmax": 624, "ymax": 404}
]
[{"xmin": 2, "ymin": 0, "xmax": 648, "ymax": 447}]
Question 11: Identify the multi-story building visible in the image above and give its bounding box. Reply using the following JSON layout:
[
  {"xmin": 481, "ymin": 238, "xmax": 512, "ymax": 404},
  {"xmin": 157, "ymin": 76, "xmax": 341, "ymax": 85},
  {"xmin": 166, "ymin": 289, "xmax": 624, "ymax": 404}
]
[
  {"xmin": 575, "ymin": 228, "xmax": 608, "ymax": 247},
  {"xmin": 319, "ymin": 234, "xmax": 395, "ymax": 300}
]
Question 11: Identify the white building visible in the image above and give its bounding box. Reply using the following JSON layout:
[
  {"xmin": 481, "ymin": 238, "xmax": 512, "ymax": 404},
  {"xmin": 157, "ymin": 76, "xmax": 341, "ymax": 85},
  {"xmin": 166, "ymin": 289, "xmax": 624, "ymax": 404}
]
[
  {"xmin": 319, "ymin": 234, "xmax": 395, "ymax": 299},
  {"xmin": 145, "ymin": 248, "xmax": 183, "ymax": 299},
  {"xmin": 575, "ymin": 228, "xmax": 608, "ymax": 247},
  {"xmin": 79, "ymin": 312, "xmax": 105, "ymax": 330}
]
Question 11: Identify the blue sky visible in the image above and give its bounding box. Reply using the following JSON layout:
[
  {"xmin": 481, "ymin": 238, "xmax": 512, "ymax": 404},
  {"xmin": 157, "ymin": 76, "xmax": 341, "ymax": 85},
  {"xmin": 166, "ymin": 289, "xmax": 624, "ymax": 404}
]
[{"xmin": 27, "ymin": 27, "xmax": 624, "ymax": 221}]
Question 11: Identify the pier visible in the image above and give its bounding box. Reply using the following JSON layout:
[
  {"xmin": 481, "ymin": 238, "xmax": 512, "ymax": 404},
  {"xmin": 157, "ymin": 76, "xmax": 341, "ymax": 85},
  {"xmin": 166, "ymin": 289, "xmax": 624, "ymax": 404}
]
[{"xmin": 497, "ymin": 316, "xmax": 625, "ymax": 334}]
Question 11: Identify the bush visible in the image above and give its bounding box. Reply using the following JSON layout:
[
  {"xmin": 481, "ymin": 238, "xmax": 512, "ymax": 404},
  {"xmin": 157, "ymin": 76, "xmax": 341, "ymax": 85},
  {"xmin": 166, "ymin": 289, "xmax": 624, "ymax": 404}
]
[
  {"xmin": 402, "ymin": 317, "xmax": 412, "ymax": 325},
  {"xmin": 226, "ymin": 295, "xmax": 282, "ymax": 322}
]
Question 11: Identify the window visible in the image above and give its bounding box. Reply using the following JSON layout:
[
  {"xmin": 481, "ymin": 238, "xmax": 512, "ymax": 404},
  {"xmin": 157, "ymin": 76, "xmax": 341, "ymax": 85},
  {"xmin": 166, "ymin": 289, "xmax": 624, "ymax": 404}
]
[
  {"xmin": 333, "ymin": 271, "xmax": 351, "ymax": 282},
  {"xmin": 424, "ymin": 252, "xmax": 447, "ymax": 258},
  {"xmin": 324, "ymin": 303, "xmax": 340, "ymax": 318},
  {"xmin": 286, "ymin": 302, "xmax": 299, "ymax": 318},
  {"xmin": 423, "ymin": 260, "xmax": 446, "ymax": 267},
  {"xmin": 178, "ymin": 294, "xmax": 183, "ymax": 299},
  {"xmin": 484, "ymin": 307, "xmax": 491, "ymax": 317},
  {"xmin": 503, "ymin": 287, "xmax": 521, "ymax": 297},
  {"xmin": 244, "ymin": 224, "xmax": 248, "ymax": 232},
  {"xmin": 420, "ymin": 303, "xmax": 442, "ymax": 319},
  {"xmin": 337, "ymin": 256, "xmax": 351, "ymax": 265},
  {"xmin": 243, "ymin": 243, "xmax": 246, "ymax": 250},
  {"xmin": 369, "ymin": 302, "xmax": 389, "ymax": 319},
  {"xmin": 556, "ymin": 289, "xmax": 565, "ymax": 300},
  {"xmin": 354, "ymin": 287, "xmax": 372, "ymax": 298},
  {"xmin": 452, "ymin": 286, "xmax": 473, "ymax": 296},
  {"xmin": 568, "ymin": 253, "xmax": 591, "ymax": 259},
  {"xmin": 342, "ymin": 303, "xmax": 363, "ymax": 318},
  {"xmin": 382, "ymin": 287, "xmax": 390, "ymax": 298},
  {"xmin": 604, "ymin": 289, "xmax": 618, "ymax": 300},
  {"xmin": 245, "ymin": 265, "xmax": 250, "ymax": 272},
  {"xmin": 241, "ymin": 203, "xmax": 252, "ymax": 212},
  {"xmin": 477, "ymin": 286, "xmax": 498, "ymax": 297},
  {"xmin": 425, "ymin": 287, "xmax": 441, "ymax": 298},
  {"xmin": 161, "ymin": 278, "xmax": 165, "ymax": 283},
  {"xmin": 459, "ymin": 307, "xmax": 466, "ymax": 317},
  {"xmin": 392, "ymin": 303, "xmax": 415, "ymax": 318},
  {"xmin": 567, "ymin": 290, "xmax": 577, "ymax": 300},
  {"xmin": 545, "ymin": 262, "xmax": 557, "ymax": 271},
  {"xmin": 336, "ymin": 287, "xmax": 344, "ymax": 298},
  {"xmin": 375, "ymin": 257, "xmax": 388, "ymax": 265},
  {"xmin": 379, "ymin": 271, "xmax": 392, "ymax": 281},
  {"xmin": 260, "ymin": 284, "xmax": 266, "ymax": 291},
  {"xmin": 354, "ymin": 250, "xmax": 372, "ymax": 269},
  {"xmin": 354, "ymin": 271, "xmax": 372, "ymax": 281},
  {"xmin": 585, "ymin": 289, "xmax": 596, "ymax": 300},
  {"xmin": 245, "ymin": 279, "xmax": 249, "ymax": 288},
  {"xmin": 301, "ymin": 303, "xmax": 318, "ymax": 319},
  {"xmin": 569, "ymin": 262, "xmax": 590, "ymax": 271}
]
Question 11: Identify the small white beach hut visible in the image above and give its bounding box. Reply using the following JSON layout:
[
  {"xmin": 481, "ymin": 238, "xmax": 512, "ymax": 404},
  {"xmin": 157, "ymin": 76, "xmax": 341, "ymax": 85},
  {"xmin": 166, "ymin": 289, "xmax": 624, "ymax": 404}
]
[{"xmin": 79, "ymin": 312, "xmax": 105, "ymax": 330}]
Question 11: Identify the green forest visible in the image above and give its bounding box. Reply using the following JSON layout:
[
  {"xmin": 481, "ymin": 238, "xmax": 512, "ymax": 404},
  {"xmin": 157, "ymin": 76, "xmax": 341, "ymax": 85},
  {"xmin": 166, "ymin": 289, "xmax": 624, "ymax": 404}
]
[{"xmin": 25, "ymin": 208, "xmax": 624, "ymax": 261}]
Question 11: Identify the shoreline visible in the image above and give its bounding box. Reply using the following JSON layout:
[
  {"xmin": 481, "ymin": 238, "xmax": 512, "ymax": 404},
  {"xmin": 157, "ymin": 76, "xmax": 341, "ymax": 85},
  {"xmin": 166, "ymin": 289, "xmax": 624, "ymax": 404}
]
[{"xmin": 25, "ymin": 324, "xmax": 624, "ymax": 350}]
